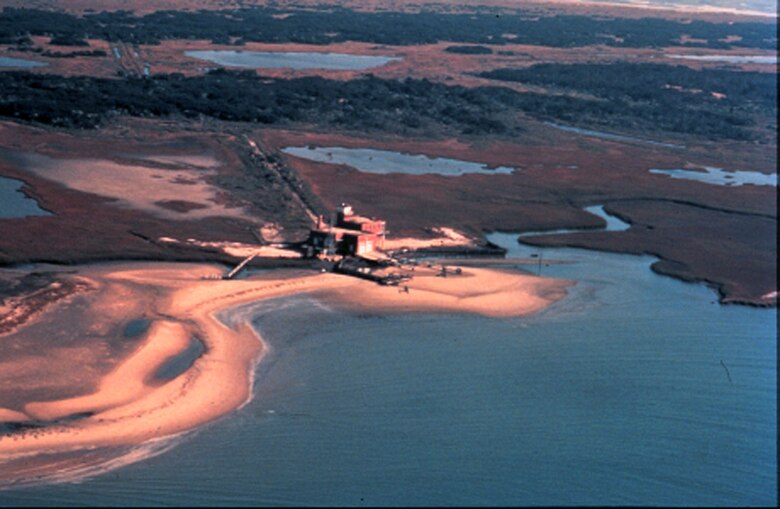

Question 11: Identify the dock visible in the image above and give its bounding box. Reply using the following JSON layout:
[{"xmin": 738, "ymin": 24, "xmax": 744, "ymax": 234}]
[{"xmin": 223, "ymin": 253, "xmax": 257, "ymax": 280}]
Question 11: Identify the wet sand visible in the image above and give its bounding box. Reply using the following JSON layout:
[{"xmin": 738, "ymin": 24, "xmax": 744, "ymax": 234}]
[
  {"xmin": 17, "ymin": 152, "xmax": 251, "ymax": 222},
  {"xmin": 0, "ymin": 261, "xmax": 570, "ymax": 484}
]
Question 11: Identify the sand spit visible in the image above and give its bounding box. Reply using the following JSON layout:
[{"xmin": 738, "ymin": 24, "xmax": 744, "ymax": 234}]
[
  {"xmin": 383, "ymin": 226, "xmax": 477, "ymax": 251},
  {"xmin": 0, "ymin": 261, "xmax": 570, "ymax": 484},
  {"xmin": 324, "ymin": 264, "xmax": 571, "ymax": 318}
]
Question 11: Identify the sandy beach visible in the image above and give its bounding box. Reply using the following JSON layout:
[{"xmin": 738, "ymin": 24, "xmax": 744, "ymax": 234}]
[{"xmin": 0, "ymin": 261, "xmax": 571, "ymax": 483}]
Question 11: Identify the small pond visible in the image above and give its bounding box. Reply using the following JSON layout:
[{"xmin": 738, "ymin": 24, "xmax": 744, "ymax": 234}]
[
  {"xmin": 0, "ymin": 177, "xmax": 51, "ymax": 218},
  {"xmin": 649, "ymin": 166, "xmax": 777, "ymax": 187},
  {"xmin": 123, "ymin": 318, "xmax": 152, "ymax": 339},
  {"xmin": 0, "ymin": 56, "xmax": 47, "ymax": 68},
  {"xmin": 281, "ymin": 146, "xmax": 516, "ymax": 176},
  {"xmin": 184, "ymin": 50, "xmax": 400, "ymax": 70}
]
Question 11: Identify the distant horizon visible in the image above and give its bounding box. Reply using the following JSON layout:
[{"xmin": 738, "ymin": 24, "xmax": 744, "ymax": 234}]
[
  {"xmin": 583, "ymin": 0, "xmax": 777, "ymax": 16},
  {"xmin": 0, "ymin": 0, "xmax": 776, "ymax": 17}
]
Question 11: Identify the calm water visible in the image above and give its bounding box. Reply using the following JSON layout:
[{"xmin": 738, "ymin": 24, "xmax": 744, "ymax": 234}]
[
  {"xmin": 650, "ymin": 166, "xmax": 778, "ymax": 187},
  {"xmin": 153, "ymin": 338, "xmax": 206, "ymax": 381},
  {"xmin": 594, "ymin": 0, "xmax": 776, "ymax": 15},
  {"xmin": 545, "ymin": 122, "xmax": 685, "ymax": 149},
  {"xmin": 1, "ymin": 226, "xmax": 774, "ymax": 506},
  {"xmin": 520, "ymin": 204, "xmax": 631, "ymax": 238},
  {"xmin": 0, "ymin": 176, "xmax": 51, "ymax": 218},
  {"xmin": 666, "ymin": 54, "xmax": 778, "ymax": 64},
  {"xmin": 184, "ymin": 50, "xmax": 400, "ymax": 70},
  {"xmin": 0, "ymin": 56, "xmax": 47, "ymax": 68},
  {"xmin": 282, "ymin": 146, "xmax": 516, "ymax": 176}
]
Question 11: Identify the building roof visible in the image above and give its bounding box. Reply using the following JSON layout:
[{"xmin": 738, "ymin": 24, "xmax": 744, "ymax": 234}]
[
  {"xmin": 340, "ymin": 214, "xmax": 385, "ymax": 225},
  {"xmin": 311, "ymin": 226, "xmax": 381, "ymax": 237}
]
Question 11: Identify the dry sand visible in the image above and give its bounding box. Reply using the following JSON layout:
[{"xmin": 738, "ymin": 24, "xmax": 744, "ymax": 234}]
[
  {"xmin": 17, "ymin": 152, "xmax": 252, "ymax": 222},
  {"xmin": 324, "ymin": 264, "xmax": 570, "ymax": 318},
  {"xmin": 383, "ymin": 226, "xmax": 477, "ymax": 251},
  {"xmin": 0, "ymin": 260, "xmax": 571, "ymax": 474}
]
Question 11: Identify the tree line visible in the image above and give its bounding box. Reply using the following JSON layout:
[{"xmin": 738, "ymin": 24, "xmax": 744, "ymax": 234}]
[
  {"xmin": 479, "ymin": 62, "xmax": 777, "ymax": 141},
  {"xmin": 0, "ymin": 67, "xmax": 772, "ymax": 142},
  {"xmin": 0, "ymin": 7, "xmax": 775, "ymax": 49}
]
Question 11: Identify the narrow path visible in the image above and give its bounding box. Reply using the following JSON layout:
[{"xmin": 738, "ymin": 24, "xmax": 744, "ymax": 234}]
[{"xmin": 243, "ymin": 136, "xmax": 319, "ymax": 225}]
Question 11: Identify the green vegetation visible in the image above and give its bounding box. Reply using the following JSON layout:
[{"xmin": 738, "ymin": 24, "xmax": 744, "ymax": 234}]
[
  {"xmin": 479, "ymin": 63, "xmax": 777, "ymax": 141},
  {"xmin": 0, "ymin": 7, "xmax": 775, "ymax": 49},
  {"xmin": 47, "ymin": 35, "xmax": 89, "ymax": 46},
  {"xmin": 0, "ymin": 65, "xmax": 772, "ymax": 142},
  {"xmin": 12, "ymin": 45, "xmax": 107, "ymax": 58},
  {"xmin": 0, "ymin": 71, "xmax": 517, "ymax": 135},
  {"xmin": 444, "ymin": 45, "xmax": 493, "ymax": 54}
]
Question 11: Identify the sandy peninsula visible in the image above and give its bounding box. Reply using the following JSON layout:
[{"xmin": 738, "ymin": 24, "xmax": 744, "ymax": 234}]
[{"xmin": 0, "ymin": 261, "xmax": 571, "ymax": 483}]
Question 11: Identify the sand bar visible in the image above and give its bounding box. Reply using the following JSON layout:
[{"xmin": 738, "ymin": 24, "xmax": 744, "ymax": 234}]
[{"xmin": 0, "ymin": 261, "xmax": 571, "ymax": 474}]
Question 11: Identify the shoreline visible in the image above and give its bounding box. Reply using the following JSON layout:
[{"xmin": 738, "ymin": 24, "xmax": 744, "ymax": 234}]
[{"xmin": 0, "ymin": 260, "xmax": 571, "ymax": 486}]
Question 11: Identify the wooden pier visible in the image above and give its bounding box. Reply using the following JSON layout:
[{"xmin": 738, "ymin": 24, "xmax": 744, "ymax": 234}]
[{"xmin": 223, "ymin": 253, "xmax": 257, "ymax": 280}]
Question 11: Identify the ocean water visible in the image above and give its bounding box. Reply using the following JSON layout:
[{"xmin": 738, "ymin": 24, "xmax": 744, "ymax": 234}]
[
  {"xmin": 591, "ymin": 0, "xmax": 776, "ymax": 15},
  {"xmin": 0, "ymin": 232, "xmax": 775, "ymax": 506}
]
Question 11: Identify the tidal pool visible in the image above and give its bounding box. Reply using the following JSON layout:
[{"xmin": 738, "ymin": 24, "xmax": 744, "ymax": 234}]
[
  {"xmin": 0, "ymin": 56, "xmax": 47, "ymax": 68},
  {"xmin": 649, "ymin": 166, "xmax": 777, "ymax": 187},
  {"xmin": 0, "ymin": 177, "xmax": 51, "ymax": 218},
  {"xmin": 153, "ymin": 338, "xmax": 207, "ymax": 381},
  {"xmin": 282, "ymin": 146, "xmax": 516, "ymax": 176},
  {"xmin": 184, "ymin": 50, "xmax": 400, "ymax": 70},
  {"xmin": 123, "ymin": 318, "xmax": 151, "ymax": 339}
]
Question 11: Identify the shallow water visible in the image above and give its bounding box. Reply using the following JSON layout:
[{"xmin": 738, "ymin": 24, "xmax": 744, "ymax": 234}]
[
  {"xmin": 1, "ymin": 225, "xmax": 774, "ymax": 506},
  {"xmin": 666, "ymin": 54, "xmax": 778, "ymax": 64},
  {"xmin": 184, "ymin": 50, "xmax": 399, "ymax": 70},
  {"xmin": 0, "ymin": 56, "xmax": 47, "ymax": 68},
  {"xmin": 520, "ymin": 204, "xmax": 631, "ymax": 238},
  {"xmin": 282, "ymin": 146, "xmax": 516, "ymax": 176},
  {"xmin": 649, "ymin": 166, "xmax": 777, "ymax": 187},
  {"xmin": 0, "ymin": 177, "xmax": 51, "ymax": 218},
  {"xmin": 123, "ymin": 318, "xmax": 151, "ymax": 339},
  {"xmin": 153, "ymin": 338, "xmax": 206, "ymax": 381},
  {"xmin": 588, "ymin": 0, "xmax": 776, "ymax": 15}
]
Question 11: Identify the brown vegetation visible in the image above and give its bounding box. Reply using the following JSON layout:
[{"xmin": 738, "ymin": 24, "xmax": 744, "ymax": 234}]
[
  {"xmin": 0, "ymin": 120, "xmax": 313, "ymax": 265},
  {"xmin": 261, "ymin": 124, "xmax": 776, "ymax": 305}
]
